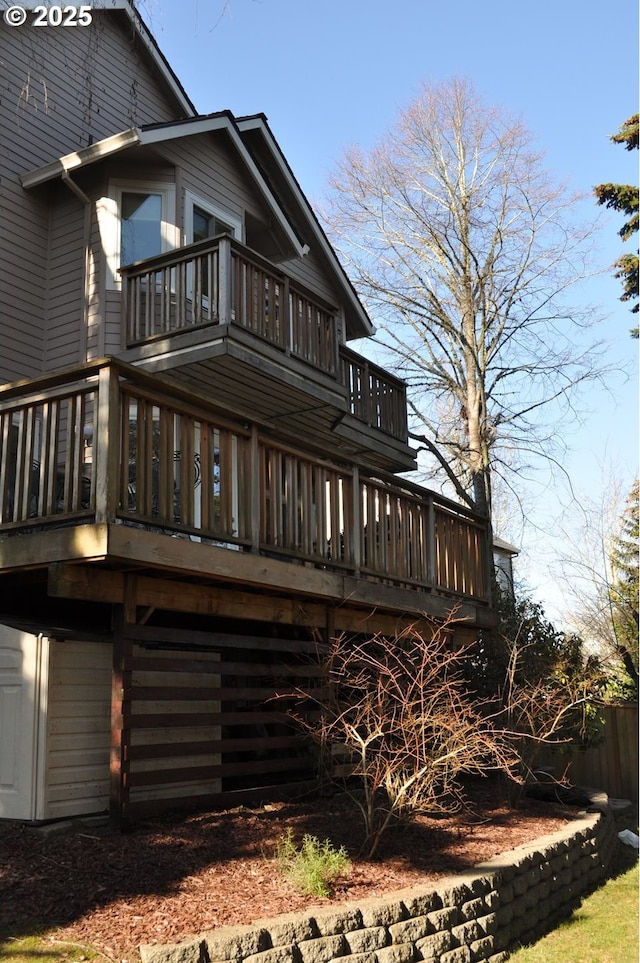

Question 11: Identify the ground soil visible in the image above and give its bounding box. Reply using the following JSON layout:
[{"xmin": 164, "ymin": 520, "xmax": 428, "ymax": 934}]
[{"xmin": 0, "ymin": 780, "xmax": 580, "ymax": 962}]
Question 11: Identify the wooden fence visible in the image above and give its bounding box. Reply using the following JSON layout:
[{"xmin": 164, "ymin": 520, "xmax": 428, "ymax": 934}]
[
  {"xmin": 112, "ymin": 624, "xmax": 322, "ymax": 820},
  {"xmin": 543, "ymin": 703, "xmax": 639, "ymax": 802}
]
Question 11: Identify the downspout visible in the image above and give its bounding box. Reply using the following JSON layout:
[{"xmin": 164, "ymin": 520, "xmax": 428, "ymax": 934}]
[{"xmin": 61, "ymin": 171, "xmax": 91, "ymax": 364}]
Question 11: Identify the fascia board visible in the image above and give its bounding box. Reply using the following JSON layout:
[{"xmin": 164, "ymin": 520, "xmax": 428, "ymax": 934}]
[
  {"xmin": 139, "ymin": 115, "xmax": 234, "ymax": 144},
  {"xmin": 236, "ymin": 115, "xmax": 374, "ymax": 337},
  {"xmin": 21, "ymin": 129, "xmax": 142, "ymax": 189}
]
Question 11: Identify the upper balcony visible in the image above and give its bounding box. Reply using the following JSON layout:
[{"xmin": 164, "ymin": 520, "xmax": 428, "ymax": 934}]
[
  {"xmin": 0, "ymin": 360, "xmax": 491, "ymax": 626},
  {"xmin": 119, "ymin": 237, "xmax": 414, "ymax": 472}
]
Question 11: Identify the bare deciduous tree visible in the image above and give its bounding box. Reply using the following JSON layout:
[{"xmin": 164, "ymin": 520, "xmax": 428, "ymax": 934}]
[{"xmin": 325, "ymin": 78, "xmax": 607, "ymax": 522}]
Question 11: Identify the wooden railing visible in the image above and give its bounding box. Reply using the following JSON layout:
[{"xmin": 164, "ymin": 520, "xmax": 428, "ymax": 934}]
[
  {"xmin": 120, "ymin": 238, "xmax": 410, "ymax": 442},
  {"xmin": 0, "ymin": 373, "xmax": 97, "ymax": 526},
  {"xmin": 0, "ymin": 361, "xmax": 489, "ymax": 601},
  {"xmin": 120, "ymin": 236, "xmax": 338, "ymax": 375},
  {"xmin": 339, "ymin": 346, "xmax": 408, "ymax": 439}
]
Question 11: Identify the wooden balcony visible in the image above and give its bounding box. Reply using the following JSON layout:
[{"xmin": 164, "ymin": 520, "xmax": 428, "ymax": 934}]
[
  {"xmin": 120, "ymin": 238, "xmax": 409, "ymax": 452},
  {"xmin": 0, "ymin": 360, "xmax": 491, "ymax": 619}
]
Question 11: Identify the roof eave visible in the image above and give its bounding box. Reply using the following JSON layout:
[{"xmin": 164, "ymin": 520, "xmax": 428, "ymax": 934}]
[{"xmin": 20, "ymin": 128, "xmax": 143, "ymax": 189}]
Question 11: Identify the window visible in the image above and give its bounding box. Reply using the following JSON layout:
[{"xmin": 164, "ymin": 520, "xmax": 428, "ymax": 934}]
[
  {"xmin": 184, "ymin": 191, "xmax": 242, "ymax": 246},
  {"xmin": 183, "ymin": 192, "xmax": 243, "ymax": 308},
  {"xmin": 121, "ymin": 192, "xmax": 163, "ymax": 265},
  {"xmin": 101, "ymin": 180, "xmax": 176, "ymax": 289}
]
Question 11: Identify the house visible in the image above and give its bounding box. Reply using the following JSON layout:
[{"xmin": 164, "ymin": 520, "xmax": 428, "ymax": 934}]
[
  {"xmin": 0, "ymin": 0, "xmax": 493, "ymax": 824},
  {"xmin": 493, "ymin": 538, "xmax": 519, "ymax": 597}
]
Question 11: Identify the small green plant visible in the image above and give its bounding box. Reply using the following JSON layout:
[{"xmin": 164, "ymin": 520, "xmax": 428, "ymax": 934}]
[{"xmin": 275, "ymin": 829, "xmax": 351, "ymax": 898}]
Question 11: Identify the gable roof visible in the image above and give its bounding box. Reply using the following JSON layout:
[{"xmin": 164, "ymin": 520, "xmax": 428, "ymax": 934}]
[{"xmin": 20, "ymin": 114, "xmax": 306, "ymax": 259}]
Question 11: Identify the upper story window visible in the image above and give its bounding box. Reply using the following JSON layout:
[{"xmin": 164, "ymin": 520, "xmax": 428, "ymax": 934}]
[
  {"xmin": 184, "ymin": 191, "xmax": 242, "ymax": 245},
  {"xmin": 102, "ymin": 180, "xmax": 177, "ymax": 289},
  {"xmin": 121, "ymin": 192, "xmax": 163, "ymax": 265}
]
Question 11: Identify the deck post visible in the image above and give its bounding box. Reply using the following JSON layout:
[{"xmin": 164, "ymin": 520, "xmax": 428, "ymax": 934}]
[
  {"xmin": 218, "ymin": 236, "xmax": 233, "ymax": 325},
  {"xmin": 94, "ymin": 364, "xmax": 121, "ymax": 524},
  {"xmin": 109, "ymin": 575, "xmax": 136, "ymax": 826}
]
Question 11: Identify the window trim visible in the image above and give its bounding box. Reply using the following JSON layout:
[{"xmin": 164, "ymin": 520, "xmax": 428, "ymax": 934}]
[{"xmin": 102, "ymin": 179, "xmax": 177, "ymax": 290}]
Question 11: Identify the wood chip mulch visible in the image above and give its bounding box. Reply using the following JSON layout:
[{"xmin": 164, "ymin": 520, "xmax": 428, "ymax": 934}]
[{"xmin": 0, "ymin": 782, "xmax": 578, "ymax": 962}]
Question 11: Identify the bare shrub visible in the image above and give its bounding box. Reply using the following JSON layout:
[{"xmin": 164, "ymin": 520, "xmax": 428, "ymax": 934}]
[{"xmin": 290, "ymin": 620, "xmax": 518, "ymax": 858}]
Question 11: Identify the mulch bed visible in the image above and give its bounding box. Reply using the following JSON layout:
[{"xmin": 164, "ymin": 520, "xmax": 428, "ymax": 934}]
[{"xmin": 0, "ymin": 780, "xmax": 579, "ymax": 962}]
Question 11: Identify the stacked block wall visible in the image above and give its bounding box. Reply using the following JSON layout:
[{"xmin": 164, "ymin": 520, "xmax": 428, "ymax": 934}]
[{"xmin": 140, "ymin": 809, "xmax": 618, "ymax": 963}]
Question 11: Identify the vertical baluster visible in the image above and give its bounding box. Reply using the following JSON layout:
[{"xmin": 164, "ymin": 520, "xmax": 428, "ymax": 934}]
[
  {"xmin": 199, "ymin": 422, "xmax": 211, "ymax": 532},
  {"xmin": 348, "ymin": 467, "xmax": 359, "ymax": 573},
  {"xmin": 193, "ymin": 254, "xmax": 201, "ymax": 327},
  {"xmin": 281, "ymin": 276, "xmax": 290, "ymax": 353},
  {"xmin": 207, "ymin": 251, "xmax": 213, "ymax": 322},
  {"xmin": 218, "ymin": 428, "xmax": 231, "ymax": 535},
  {"xmin": 71, "ymin": 393, "xmax": 85, "ymax": 510},
  {"xmin": 299, "ymin": 460, "xmax": 311, "ymax": 555},
  {"xmin": 157, "ymin": 405, "xmax": 172, "ymax": 522},
  {"xmin": 330, "ymin": 470, "xmax": 342, "ymax": 562},
  {"xmin": 123, "ymin": 276, "xmax": 131, "ymax": 344},
  {"xmin": 251, "ymin": 427, "xmax": 261, "ymax": 551}
]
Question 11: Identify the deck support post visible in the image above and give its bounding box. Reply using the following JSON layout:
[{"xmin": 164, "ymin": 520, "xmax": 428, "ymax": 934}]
[
  {"xmin": 109, "ymin": 575, "xmax": 136, "ymax": 826},
  {"xmin": 95, "ymin": 364, "xmax": 120, "ymax": 524},
  {"xmin": 218, "ymin": 237, "xmax": 233, "ymax": 324}
]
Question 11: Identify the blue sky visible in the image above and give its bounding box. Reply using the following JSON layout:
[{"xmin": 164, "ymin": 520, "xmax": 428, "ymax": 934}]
[{"xmin": 144, "ymin": 0, "xmax": 638, "ymax": 617}]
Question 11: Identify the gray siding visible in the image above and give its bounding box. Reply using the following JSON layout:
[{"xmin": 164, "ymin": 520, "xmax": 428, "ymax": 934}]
[
  {"xmin": 1, "ymin": 10, "xmax": 349, "ymax": 381},
  {"xmin": 0, "ymin": 10, "xmax": 186, "ymax": 383},
  {"xmin": 44, "ymin": 185, "xmax": 86, "ymax": 369},
  {"xmin": 162, "ymin": 133, "xmax": 265, "ymax": 236}
]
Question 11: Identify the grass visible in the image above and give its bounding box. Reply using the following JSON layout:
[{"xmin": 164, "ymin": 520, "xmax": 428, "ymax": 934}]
[
  {"xmin": 275, "ymin": 829, "xmax": 351, "ymax": 898},
  {"xmin": 509, "ymin": 859, "xmax": 639, "ymax": 963},
  {"xmin": 0, "ymin": 931, "xmax": 104, "ymax": 963}
]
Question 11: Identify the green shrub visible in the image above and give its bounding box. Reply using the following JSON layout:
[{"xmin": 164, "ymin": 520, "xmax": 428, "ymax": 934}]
[{"xmin": 275, "ymin": 829, "xmax": 351, "ymax": 897}]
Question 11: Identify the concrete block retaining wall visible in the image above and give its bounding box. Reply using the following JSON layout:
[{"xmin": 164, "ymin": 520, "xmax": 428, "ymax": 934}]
[{"xmin": 140, "ymin": 809, "xmax": 618, "ymax": 963}]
